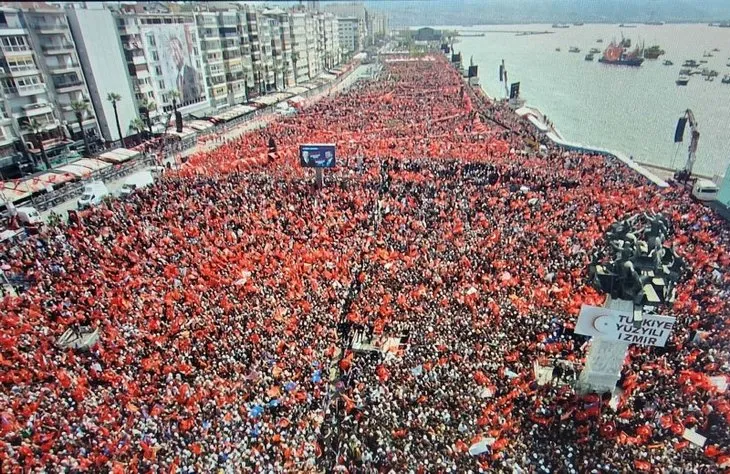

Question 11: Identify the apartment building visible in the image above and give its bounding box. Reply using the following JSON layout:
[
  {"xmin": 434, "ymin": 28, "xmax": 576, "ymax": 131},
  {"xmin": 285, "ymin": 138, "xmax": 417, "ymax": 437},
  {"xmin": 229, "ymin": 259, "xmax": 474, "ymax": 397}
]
[
  {"xmin": 0, "ymin": 4, "xmax": 98, "ymax": 175},
  {"xmin": 288, "ymin": 12, "xmax": 309, "ymax": 85},
  {"xmin": 337, "ymin": 17, "xmax": 363, "ymax": 54},
  {"xmin": 113, "ymin": 7, "xmax": 209, "ymax": 125},
  {"xmin": 368, "ymin": 13, "xmax": 388, "ymax": 38},
  {"xmin": 67, "ymin": 7, "xmax": 137, "ymax": 143}
]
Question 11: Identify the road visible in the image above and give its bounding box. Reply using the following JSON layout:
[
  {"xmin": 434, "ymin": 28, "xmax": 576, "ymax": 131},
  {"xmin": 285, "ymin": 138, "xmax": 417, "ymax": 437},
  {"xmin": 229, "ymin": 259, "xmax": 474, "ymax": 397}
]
[{"xmin": 39, "ymin": 64, "xmax": 375, "ymax": 224}]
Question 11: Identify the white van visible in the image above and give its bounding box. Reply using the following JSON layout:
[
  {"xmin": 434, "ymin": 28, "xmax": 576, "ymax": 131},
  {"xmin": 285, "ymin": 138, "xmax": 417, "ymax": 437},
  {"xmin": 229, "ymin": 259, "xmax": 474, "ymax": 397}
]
[
  {"xmin": 16, "ymin": 206, "xmax": 42, "ymax": 226},
  {"xmin": 692, "ymin": 179, "xmax": 719, "ymax": 202},
  {"xmin": 276, "ymin": 101, "xmax": 296, "ymax": 116},
  {"xmin": 119, "ymin": 171, "xmax": 155, "ymax": 198},
  {"xmin": 77, "ymin": 181, "xmax": 110, "ymax": 209}
]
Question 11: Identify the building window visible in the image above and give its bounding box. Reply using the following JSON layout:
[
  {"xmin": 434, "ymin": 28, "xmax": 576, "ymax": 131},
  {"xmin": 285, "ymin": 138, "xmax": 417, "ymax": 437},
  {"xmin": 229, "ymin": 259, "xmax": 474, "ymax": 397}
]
[
  {"xmin": 152, "ymin": 51, "xmax": 159, "ymax": 61},
  {"xmin": 154, "ymin": 66, "xmax": 162, "ymax": 75},
  {"xmin": 1, "ymin": 35, "xmax": 29, "ymax": 52},
  {"xmin": 158, "ymin": 80, "xmax": 165, "ymax": 89},
  {"xmin": 147, "ymin": 34, "xmax": 156, "ymax": 46}
]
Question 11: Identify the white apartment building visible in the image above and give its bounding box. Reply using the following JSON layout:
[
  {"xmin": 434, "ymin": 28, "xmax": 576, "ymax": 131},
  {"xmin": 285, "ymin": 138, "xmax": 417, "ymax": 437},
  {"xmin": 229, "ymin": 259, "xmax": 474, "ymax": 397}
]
[
  {"xmin": 0, "ymin": 4, "xmax": 98, "ymax": 175},
  {"xmin": 114, "ymin": 8, "xmax": 209, "ymax": 127},
  {"xmin": 67, "ymin": 7, "xmax": 137, "ymax": 143},
  {"xmin": 337, "ymin": 17, "xmax": 362, "ymax": 54},
  {"xmin": 289, "ymin": 12, "xmax": 309, "ymax": 85}
]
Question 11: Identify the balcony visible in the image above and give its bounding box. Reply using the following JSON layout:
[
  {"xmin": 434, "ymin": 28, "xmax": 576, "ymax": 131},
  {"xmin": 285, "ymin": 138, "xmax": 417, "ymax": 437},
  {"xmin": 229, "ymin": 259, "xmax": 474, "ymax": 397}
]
[
  {"xmin": 48, "ymin": 63, "xmax": 80, "ymax": 74},
  {"xmin": 8, "ymin": 67, "xmax": 41, "ymax": 78},
  {"xmin": 34, "ymin": 22, "xmax": 68, "ymax": 35},
  {"xmin": 54, "ymin": 80, "xmax": 84, "ymax": 93},
  {"xmin": 118, "ymin": 23, "xmax": 140, "ymax": 35},
  {"xmin": 41, "ymin": 43, "xmax": 74, "ymax": 54},
  {"xmin": 131, "ymin": 55, "xmax": 146, "ymax": 65},
  {"xmin": 0, "ymin": 45, "xmax": 33, "ymax": 55},
  {"xmin": 16, "ymin": 84, "xmax": 47, "ymax": 97},
  {"xmin": 22, "ymin": 102, "xmax": 53, "ymax": 117}
]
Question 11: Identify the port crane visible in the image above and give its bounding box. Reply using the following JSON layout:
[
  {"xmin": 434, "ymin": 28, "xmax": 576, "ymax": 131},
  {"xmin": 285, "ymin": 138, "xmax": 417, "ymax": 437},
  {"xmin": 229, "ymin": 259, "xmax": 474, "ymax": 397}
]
[{"xmin": 673, "ymin": 109, "xmax": 700, "ymax": 183}]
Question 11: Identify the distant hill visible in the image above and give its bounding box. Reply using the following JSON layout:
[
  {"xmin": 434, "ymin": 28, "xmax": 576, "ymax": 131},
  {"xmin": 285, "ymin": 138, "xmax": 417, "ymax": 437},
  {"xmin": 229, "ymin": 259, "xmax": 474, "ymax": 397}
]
[{"xmin": 361, "ymin": 0, "xmax": 730, "ymax": 27}]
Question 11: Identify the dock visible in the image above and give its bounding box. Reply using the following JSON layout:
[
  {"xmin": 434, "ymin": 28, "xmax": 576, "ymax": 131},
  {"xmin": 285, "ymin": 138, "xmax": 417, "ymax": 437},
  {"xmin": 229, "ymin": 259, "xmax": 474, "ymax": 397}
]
[{"xmin": 514, "ymin": 105, "xmax": 669, "ymax": 187}]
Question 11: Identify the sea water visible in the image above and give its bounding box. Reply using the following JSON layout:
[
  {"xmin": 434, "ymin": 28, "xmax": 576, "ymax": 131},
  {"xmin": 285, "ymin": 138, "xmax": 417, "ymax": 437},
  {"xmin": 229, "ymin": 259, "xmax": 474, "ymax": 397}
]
[{"xmin": 453, "ymin": 23, "xmax": 730, "ymax": 177}]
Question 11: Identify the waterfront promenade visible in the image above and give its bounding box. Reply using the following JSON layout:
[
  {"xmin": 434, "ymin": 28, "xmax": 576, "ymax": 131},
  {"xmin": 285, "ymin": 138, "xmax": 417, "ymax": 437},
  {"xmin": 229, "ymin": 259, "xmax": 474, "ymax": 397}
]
[{"xmin": 1, "ymin": 53, "xmax": 728, "ymax": 473}]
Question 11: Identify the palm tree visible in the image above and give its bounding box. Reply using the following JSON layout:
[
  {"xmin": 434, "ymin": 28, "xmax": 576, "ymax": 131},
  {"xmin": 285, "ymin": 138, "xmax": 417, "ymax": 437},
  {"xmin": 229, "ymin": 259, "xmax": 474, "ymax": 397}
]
[
  {"xmin": 292, "ymin": 52, "xmax": 300, "ymax": 86},
  {"xmin": 169, "ymin": 90, "xmax": 181, "ymax": 132},
  {"xmin": 106, "ymin": 92, "xmax": 124, "ymax": 147},
  {"xmin": 170, "ymin": 90, "xmax": 180, "ymax": 113},
  {"xmin": 24, "ymin": 119, "xmax": 51, "ymax": 170},
  {"xmin": 70, "ymin": 98, "xmax": 90, "ymax": 157},
  {"xmin": 130, "ymin": 117, "xmax": 146, "ymax": 139},
  {"xmin": 139, "ymin": 98, "xmax": 156, "ymax": 135}
]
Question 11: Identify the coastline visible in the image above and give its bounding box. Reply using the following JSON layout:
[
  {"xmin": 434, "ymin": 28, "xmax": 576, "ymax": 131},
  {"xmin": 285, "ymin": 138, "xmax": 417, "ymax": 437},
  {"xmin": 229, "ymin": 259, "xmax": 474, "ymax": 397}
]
[{"xmin": 468, "ymin": 79, "xmax": 670, "ymax": 187}]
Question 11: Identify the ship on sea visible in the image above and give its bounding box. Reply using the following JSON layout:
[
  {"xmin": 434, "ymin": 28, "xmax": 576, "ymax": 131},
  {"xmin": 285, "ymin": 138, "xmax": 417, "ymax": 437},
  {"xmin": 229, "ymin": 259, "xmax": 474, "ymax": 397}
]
[
  {"xmin": 644, "ymin": 45, "xmax": 665, "ymax": 59},
  {"xmin": 598, "ymin": 40, "xmax": 644, "ymax": 66}
]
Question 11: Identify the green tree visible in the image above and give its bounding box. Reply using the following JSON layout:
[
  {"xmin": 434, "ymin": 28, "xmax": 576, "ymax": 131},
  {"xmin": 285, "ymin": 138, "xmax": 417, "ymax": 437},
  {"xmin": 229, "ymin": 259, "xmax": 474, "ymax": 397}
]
[
  {"xmin": 24, "ymin": 119, "xmax": 52, "ymax": 170},
  {"xmin": 139, "ymin": 98, "xmax": 156, "ymax": 135},
  {"xmin": 106, "ymin": 92, "xmax": 124, "ymax": 147},
  {"xmin": 70, "ymin": 98, "xmax": 91, "ymax": 157},
  {"xmin": 130, "ymin": 117, "xmax": 146, "ymax": 137},
  {"xmin": 292, "ymin": 52, "xmax": 300, "ymax": 86}
]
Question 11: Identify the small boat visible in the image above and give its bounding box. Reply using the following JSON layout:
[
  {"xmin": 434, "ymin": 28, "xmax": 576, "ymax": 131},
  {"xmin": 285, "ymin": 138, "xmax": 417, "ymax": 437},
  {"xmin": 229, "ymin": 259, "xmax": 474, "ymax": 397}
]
[
  {"xmin": 703, "ymin": 51, "xmax": 713, "ymax": 58},
  {"xmin": 585, "ymin": 53, "xmax": 595, "ymax": 61},
  {"xmin": 679, "ymin": 68, "xmax": 691, "ymax": 75},
  {"xmin": 705, "ymin": 76, "xmax": 714, "ymax": 82},
  {"xmin": 555, "ymin": 47, "xmax": 561, "ymax": 52},
  {"xmin": 569, "ymin": 46, "xmax": 581, "ymax": 53},
  {"xmin": 589, "ymin": 48, "xmax": 601, "ymax": 54},
  {"xmin": 596, "ymin": 39, "xmax": 603, "ymax": 43},
  {"xmin": 619, "ymin": 24, "xmax": 637, "ymax": 28},
  {"xmin": 722, "ymin": 74, "xmax": 730, "ymax": 84},
  {"xmin": 676, "ymin": 74, "xmax": 690, "ymax": 86},
  {"xmin": 663, "ymin": 60, "xmax": 673, "ymax": 66},
  {"xmin": 699, "ymin": 59, "xmax": 708, "ymax": 64},
  {"xmin": 726, "ymin": 62, "xmax": 730, "ymax": 67},
  {"xmin": 712, "ymin": 48, "xmax": 720, "ymax": 52},
  {"xmin": 644, "ymin": 45, "xmax": 665, "ymax": 59},
  {"xmin": 573, "ymin": 22, "xmax": 584, "ymax": 26},
  {"xmin": 682, "ymin": 60, "xmax": 699, "ymax": 67}
]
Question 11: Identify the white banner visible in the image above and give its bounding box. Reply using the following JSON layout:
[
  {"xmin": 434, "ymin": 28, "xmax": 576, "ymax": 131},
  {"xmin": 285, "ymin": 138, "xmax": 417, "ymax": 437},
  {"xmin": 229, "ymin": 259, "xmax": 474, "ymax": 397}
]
[{"xmin": 575, "ymin": 304, "xmax": 675, "ymax": 347}]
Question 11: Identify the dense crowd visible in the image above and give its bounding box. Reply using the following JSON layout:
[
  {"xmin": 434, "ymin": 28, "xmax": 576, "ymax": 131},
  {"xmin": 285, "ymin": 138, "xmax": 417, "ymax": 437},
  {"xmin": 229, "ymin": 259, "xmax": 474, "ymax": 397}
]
[{"xmin": 1, "ymin": 54, "xmax": 729, "ymax": 473}]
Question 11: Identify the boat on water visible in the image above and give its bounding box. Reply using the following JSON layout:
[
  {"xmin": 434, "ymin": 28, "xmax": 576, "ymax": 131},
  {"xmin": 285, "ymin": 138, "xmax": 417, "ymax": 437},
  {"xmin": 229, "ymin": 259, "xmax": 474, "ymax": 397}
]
[
  {"xmin": 644, "ymin": 45, "xmax": 665, "ymax": 59},
  {"xmin": 596, "ymin": 39, "xmax": 603, "ymax": 43},
  {"xmin": 679, "ymin": 68, "xmax": 691, "ymax": 75},
  {"xmin": 705, "ymin": 76, "xmax": 714, "ymax": 82},
  {"xmin": 568, "ymin": 46, "xmax": 581, "ymax": 53},
  {"xmin": 555, "ymin": 48, "xmax": 561, "ymax": 52},
  {"xmin": 645, "ymin": 21, "xmax": 665, "ymax": 25},
  {"xmin": 722, "ymin": 74, "xmax": 730, "ymax": 84},
  {"xmin": 712, "ymin": 48, "xmax": 720, "ymax": 52},
  {"xmin": 703, "ymin": 51, "xmax": 713, "ymax": 58},
  {"xmin": 573, "ymin": 22, "xmax": 584, "ymax": 26},
  {"xmin": 663, "ymin": 60, "xmax": 674, "ymax": 66},
  {"xmin": 683, "ymin": 59, "xmax": 699, "ymax": 68},
  {"xmin": 552, "ymin": 24, "xmax": 570, "ymax": 29},
  {"xmin": 619, "ymin": 24, "xmax": 637, "ymax": 28},
  {"xmin": 676, "ymin": 75, "xmax": 690, "ymax": 86},
  {"xmin": 598, "ymin": 40, "xmax": 644, "ymax": 66},
  {"xmin": 589, "ymin": 48, "xmax": 601, "ymax": 54},
  {"xmin": 585, "ymin": 53, "xmax": 595, "ymax": 61},
  {"xmin": 699, "ymin": 60, "xmax": 708, "ymax": 64}
]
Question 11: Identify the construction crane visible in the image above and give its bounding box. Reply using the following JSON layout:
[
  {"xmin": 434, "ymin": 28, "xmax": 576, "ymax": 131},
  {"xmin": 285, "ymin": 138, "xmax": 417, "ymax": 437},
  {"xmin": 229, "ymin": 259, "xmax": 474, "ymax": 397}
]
[{"xmin": 673, "ymin": 109, "xmax": 700, "ymax": 183}]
